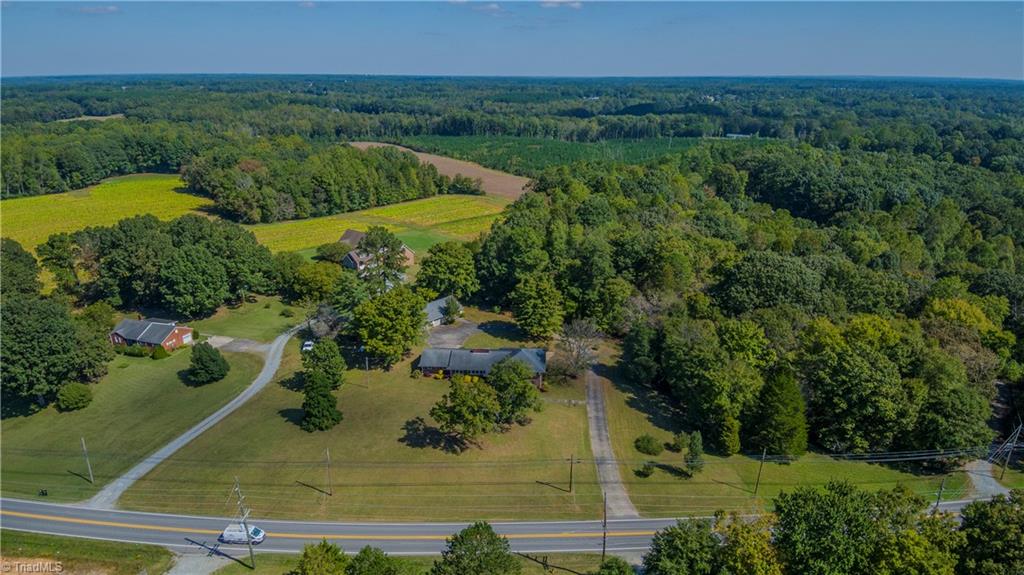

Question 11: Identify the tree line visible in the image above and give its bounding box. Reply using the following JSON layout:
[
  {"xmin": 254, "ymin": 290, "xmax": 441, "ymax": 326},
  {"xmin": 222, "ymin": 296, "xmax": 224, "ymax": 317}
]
[{"xmin": 4, "ymin": 77, "xmax": 1022, "ymax": 199}]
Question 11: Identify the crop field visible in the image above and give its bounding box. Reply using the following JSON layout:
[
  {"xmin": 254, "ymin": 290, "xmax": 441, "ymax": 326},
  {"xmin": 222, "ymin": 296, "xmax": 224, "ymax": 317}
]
[
  {"xmin": 595, "ymin": 343, "xmax": 971, "ymax": 517},
  {"xmin": 350, "ymin": 141, "xmax": 531, "ymax": 199},
  {"xmin": 399, "ymin": 135, "xmax": 707, "ymax": 177},
  {"xmin": 0, "ymin": 349, "xmax": 262, "ymax": 502},
  {"xmin": 247, "ymin": 194, "xmax": 508, "ymax": 254},
  {"xmin": 121, "ymin": 337, "xmax": 602, "ymax": 521},
  {"xmin": 0, "ymin": 174, "xmax": 211, "ymax": 252}
]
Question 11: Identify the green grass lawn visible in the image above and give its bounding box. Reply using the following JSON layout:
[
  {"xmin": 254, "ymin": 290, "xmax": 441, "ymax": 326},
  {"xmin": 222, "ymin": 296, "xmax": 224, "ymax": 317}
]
[
  {"xmin": 998, "ymin": 464, "xmax": 1024, "ymax": 490},
  {"xmin": 121, "ymin": 337, "xmax": 600, "ymax": 521},
  {"xmin": 400, "ymin": 135, "xmax": 706, "ymax": 177},
  {"xmin": 596, "ymin": 343, "xmax": 970, "ymax": 517},
  {"xmin": 214, "ymin": 551, "xmax": 607, "ymax": 575},
  {"xmin": 1, "ymin": 349, "xmax": 263, "ymax": 502},
  {"xmin": 462, "ymin": 307, "xmax": 533, "ymax": 349},
  {"xmin": 0, "ymin": 174, "xmax": 210, "ymax": 253},
  {"xmin": 191, "ymin": 296, "xmax": 300, "ymax": 342},
  {"xmin": 247, "ymin": 195, "xmax": 508, "ymax": 255},
  {"xmin": 0, "ymin": 530, "xmax": 174, "ymax": 575}
]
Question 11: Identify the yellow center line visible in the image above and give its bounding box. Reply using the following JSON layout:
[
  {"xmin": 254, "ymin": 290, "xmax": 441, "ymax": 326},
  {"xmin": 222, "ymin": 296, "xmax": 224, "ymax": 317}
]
[{"xmin": 1, "ymin": 510, "xmax": 655, "ymax": 540}]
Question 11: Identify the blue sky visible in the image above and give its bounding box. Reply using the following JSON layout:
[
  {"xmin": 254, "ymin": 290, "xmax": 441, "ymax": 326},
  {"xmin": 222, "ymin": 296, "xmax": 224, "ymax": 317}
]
[{"xmin": 2, "ymin": 2, "xmax": 1022, "ymax": 79}]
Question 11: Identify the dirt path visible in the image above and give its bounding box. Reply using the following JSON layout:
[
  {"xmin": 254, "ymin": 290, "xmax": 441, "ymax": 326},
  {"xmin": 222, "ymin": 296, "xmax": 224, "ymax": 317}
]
[
  {"xmin": 349, "ymin": 141, "xmax": 530, "ymax": 200},
  {"xmin": 965, "ymin": 459, "xmax": 1011, "ymax": 499},
  {"xmin": 586, "ymin": 366, "xmax": 640, "ymax": 519}
]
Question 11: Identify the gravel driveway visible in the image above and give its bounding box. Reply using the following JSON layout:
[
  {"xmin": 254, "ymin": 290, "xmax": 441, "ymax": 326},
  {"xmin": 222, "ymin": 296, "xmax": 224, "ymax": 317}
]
[{"xmin": 427, "ymin": 318, "xmax": 480, "ymax": 348}]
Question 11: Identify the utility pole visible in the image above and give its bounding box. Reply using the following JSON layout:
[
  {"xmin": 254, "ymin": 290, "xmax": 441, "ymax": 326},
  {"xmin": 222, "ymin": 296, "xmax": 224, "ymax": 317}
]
[
  {"xmin": 999, "ymin": 421, "xmax": 1022, "ymax": 481},
  {"xmin": 233, "ymin": 476, "xmax": 256, "ymax": 569},
  {"xmin": 325, "ymin": 448, "xmax": 333, "ymax": 497},
  {"xmin": 568, "ymin": 454, "xmax": 575, "ymax": 493},
  {"xmin": 80, "ymin": 437, "xmax": 94, "ymax": 484},
  {"xmin": 933, "ymin": 475, "xmax": 947, "ymax": 514},
  {"xmin": 601, "ymin": 494, "xmax": 608, "ymax": 562},
  {"xmin": 752, "ymin": 447, "xmax": 767, "ymax": 498}
]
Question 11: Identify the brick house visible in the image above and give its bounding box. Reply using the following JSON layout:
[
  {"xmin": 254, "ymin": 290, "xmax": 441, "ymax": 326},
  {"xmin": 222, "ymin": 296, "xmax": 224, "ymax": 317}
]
[{"xmin": 109, "ymin": 318, "xmax": 194, "ymax": 351}]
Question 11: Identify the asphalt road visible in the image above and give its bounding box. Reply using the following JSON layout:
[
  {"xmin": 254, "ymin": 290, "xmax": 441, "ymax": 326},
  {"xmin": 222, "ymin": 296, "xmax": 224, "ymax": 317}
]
[
  {"xmin": 85, "ymin": 327, "xmax": 301, "ymax": 510},
  {"xmin": 0, "ymin": 496, "xmax": 987, "ymax": 557}
]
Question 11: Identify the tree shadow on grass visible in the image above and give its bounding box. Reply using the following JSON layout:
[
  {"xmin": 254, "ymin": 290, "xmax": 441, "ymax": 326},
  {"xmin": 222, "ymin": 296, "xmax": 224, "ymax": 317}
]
[
  {"xmin": 475, "ymin": 320, "xmax": 530, "ymax": 345},
  {"xmin": 279, "ymin": 372, "xmax": 305, "ymax": 392},
  {"xmin": 278, "ymin": 408, "xmax": 304, "ymax": 427},
  {"xmin": 593, "ymin": 361, "xmax": 686, "ymax": 435},
  {"xmin": 399, "ymin": 417, "xmax": 467, "ymax": 454},
  {"xmin": 1, "ymin": 395, "xmax": 41, "ymax": 419}
]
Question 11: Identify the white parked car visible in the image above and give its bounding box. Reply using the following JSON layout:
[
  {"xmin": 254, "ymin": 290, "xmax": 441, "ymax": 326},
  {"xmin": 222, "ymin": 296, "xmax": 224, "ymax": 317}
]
[
  {"xmin": 219, "ymin": 523, "xmax": 265, "ymax": 545},
  {"xmin": 301, "ymin": 340, "xmax": 315, "ymax": 353}
]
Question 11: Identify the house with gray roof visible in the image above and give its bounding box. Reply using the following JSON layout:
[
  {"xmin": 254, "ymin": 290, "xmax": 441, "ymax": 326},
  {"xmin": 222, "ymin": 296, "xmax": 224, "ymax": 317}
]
[
  {"xmin": 109, "ymin": 318, "xmax": 194, "ymax": 351},
  {"xmin": 419, "ymin": 347, "xmax": 547, "ymax": 384},
  {"xmin": 424, "ymin": 296, "xmax": 459, "ymax": 327}
]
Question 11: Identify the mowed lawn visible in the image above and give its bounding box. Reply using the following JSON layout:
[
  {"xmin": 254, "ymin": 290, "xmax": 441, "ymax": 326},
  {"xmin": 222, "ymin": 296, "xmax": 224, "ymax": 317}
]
[
  {"xmin": 121, "ymin": 338, "xmax": 601, "ymax": 521},
  {"xmin": 1, "ymin": 349, "xmax": 263, "ymax": 502},
  {"xmin": 0, "ymin": 530, "xmax": 174, "ymax": 575},
  {"xmin": 0, "ymin": 174, "xmax": 210, "ymax": 252},
  {"xmin": 246, "ymin": 195, "xmax": 508, "ymax": 254},
  {"xmin": 596, "ymin": 344, "xmax": 970, "ymax": 517},
  {"xmin": 192, "ymin": 296, "xmax": 300, "ymax": 342}
]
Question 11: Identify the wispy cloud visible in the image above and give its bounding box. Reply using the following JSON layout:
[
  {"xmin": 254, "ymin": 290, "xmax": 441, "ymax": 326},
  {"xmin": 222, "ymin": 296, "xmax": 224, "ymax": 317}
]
[
  {"xmin": 474, "ymin": 3, "xmax": 505, "ymax": 14},
  {"xmin": 540, "ymin": 0, "xmax": 582, "ymax": 9},
  {"xmin": 76, "ymin": 5, "xmax": 120, "ymax": 15}
]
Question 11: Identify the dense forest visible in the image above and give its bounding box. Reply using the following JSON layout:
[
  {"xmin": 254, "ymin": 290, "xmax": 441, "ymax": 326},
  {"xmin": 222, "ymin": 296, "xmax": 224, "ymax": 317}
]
[
  {"xmin": 473, "ymin": 141, "xmax": 1024, "ymax": 459},
  {"xmin": 3, "ymin": 76, "xmax": 1022, "ymax": 200}
]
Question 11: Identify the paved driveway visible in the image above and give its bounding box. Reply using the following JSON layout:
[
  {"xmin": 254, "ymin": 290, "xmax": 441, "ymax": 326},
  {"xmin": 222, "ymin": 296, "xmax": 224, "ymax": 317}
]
[{"xmin": 427, "ymin": 318, "xmax": 480, "ymax": 348}]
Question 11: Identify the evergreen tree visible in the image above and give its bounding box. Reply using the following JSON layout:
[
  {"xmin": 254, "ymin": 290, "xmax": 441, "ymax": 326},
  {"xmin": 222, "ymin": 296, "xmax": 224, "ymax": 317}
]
[
  {"xmin": 747, "ymin": 368, "xmax": 809, "ymax": 457},
  {"xmin": 687, "ymin": 431, "xmax": 705, "ymax": 474},
  {"xmin": 357, "ymin": 226, "xmax": 408, "ymax": 293},
  {"xmin": 301, "ymin": 370, "xmax": 343, "ymax": 432},
  {"xmin": 188, "ymin": 342, "xmax": 230, "ymax": 385}
]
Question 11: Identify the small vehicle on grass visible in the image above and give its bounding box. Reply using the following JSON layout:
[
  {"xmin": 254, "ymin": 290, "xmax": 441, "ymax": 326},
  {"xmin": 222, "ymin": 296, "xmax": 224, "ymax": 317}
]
[{"xmin": 301, "ymin": 340, "xmax": 315, "ymax": 352}]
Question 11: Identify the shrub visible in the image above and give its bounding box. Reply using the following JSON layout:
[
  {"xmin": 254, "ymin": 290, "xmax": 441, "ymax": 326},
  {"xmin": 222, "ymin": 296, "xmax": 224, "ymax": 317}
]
[
  {"xmin": 192, "ymin": 328, "xmax": 201, "ymax": 341},
  {"xmin": 113, "ymin": 343, "xmax": 128, "ymax": 355},
  {"xmin": 57, "ymin": 383, "xmax": 92, "ymax": 411},
  {"xmin": 668, "ymin": 432, "xmax": 689, "ymax": 453},
  {"xmin": 635, "ymin": 434, "xmax": 664, "ymax": 456},
  {"xmin": 635, "ymin": 461, "xmax": 655, "ymax": 478},
  {"xmin": 264, "ymin": 302, "xmax": 272, "ymax": 309},
  {"xmin": 594, "ymin": 556, "xmax": 634, "ymax": 575},
  {"xmin": 189, "ymin": 342, "xmax": 230, "ymax": 384},
  {"xmin": 296, "ymin": 539, "xmax": 348, "ymax": 575},
  {"xmin": 125, "ymin": 344, "xmax": 149, "ymax": 357},
  {"xmin": 281, "ymin": 308, "xmax": 296, "ymax": 318},
  {"xmin": 151, "ymin": 346, "xmax": 171, "ymax": 360},
  {"xmin": 412, "ymin": 369, "xmax": 423, "ymax": 379}
]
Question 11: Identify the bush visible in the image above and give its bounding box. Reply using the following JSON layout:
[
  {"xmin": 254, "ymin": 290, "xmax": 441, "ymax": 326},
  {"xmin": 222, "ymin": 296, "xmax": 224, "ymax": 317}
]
[
  {"xmin": 192, "ymin": 328, "xmax": 201, "ymax": 341},
  {"xmin": 635, "ymin": 434, "xmax": 664, "ymax": 456},
  {"xmin": 113, "ymin": 343, "xmax": 128, "ymax": 355},
  {"xmin": 125, "ymin": 344, "xmax": 149, "ymax": 357},
  {"xmin": 281, "ymin": 308, "xmax": 296, "ymax": 318},
  {"xmin": 296, "ymin": 539, "xmax": 348, "ymax": 575},
  {"xmin": 151, "ymin": 346, "xmax": 171, "ymax": 360},
  {"xmin": 594, "ymin": 556, "xmax": 634, "ymax": 575},
  {"xmin": 57, "ymin": 383, "xmax": 93, "ymax": 411},
  {"xmin": 189, "ymin": 342, "xmax": 230, "ymax": 384},
  {"xmin": 668, "ymin": 432, "xmax": 688, "ymax": 453},
  {"xmin": 635, "ymin": 461, "xmax": 655, "ymax": 478}
]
